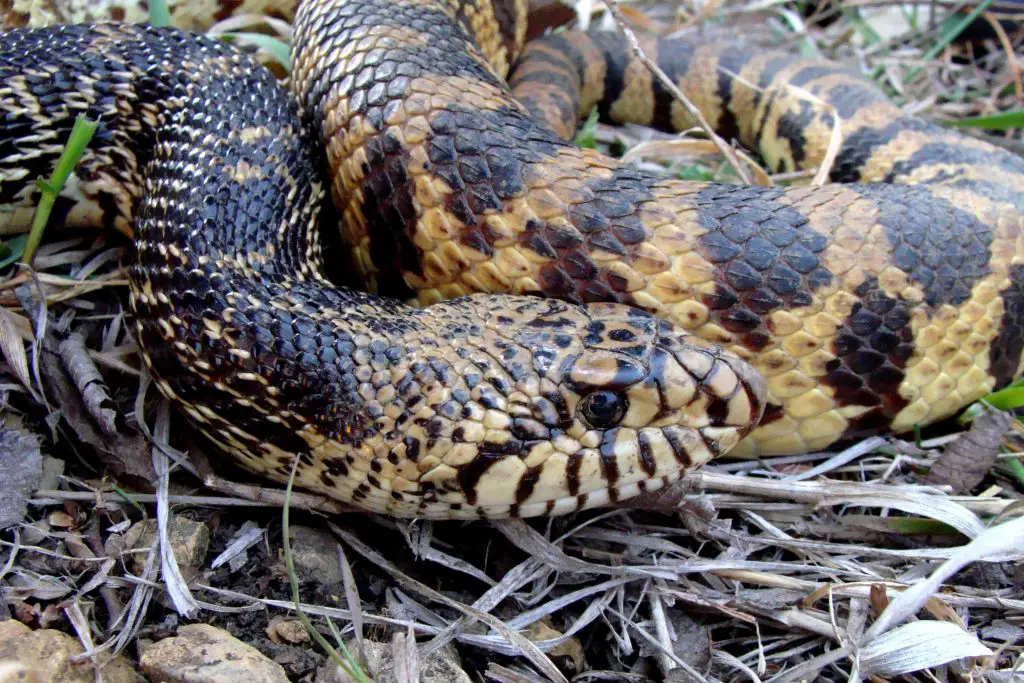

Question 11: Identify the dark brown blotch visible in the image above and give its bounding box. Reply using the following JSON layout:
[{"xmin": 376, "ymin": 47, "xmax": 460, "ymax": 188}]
[
  {"xmin": 823, "ymin": 277, "xmax": 913, "ymax": 439},
  {"xmin": 990, "ymin": 264, "xmax": 1024, "ymax": 388}
]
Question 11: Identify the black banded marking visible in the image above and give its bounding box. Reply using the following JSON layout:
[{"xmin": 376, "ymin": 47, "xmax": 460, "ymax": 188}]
[
  {"xmin": 566, "ymin": 449, "xmax": 584, "ymax": 496},
  {"xmin": 637, "ymin": 431, "xmax": 657, "ymax": 476},
  {"xmin": 711, "ymin": 46, "xmax": 752, "ymax": 143},
  {"xmin": 515, "ymin": 464, "xmax": 541, "ymax": 503},
  {"xmin": 991, "ymin": 264, "xmax": 1024, "ymax": 389},
  {"xmin": 859, "ymin": 184, "xmax": 994, "ymax": 308},
  {"xmin": 663, "ymin": 427, "xmax": 693, "ymax": 467},
  {"xmin": 598, "ymin": 430, "xmax": 621, "ymax": 500}
]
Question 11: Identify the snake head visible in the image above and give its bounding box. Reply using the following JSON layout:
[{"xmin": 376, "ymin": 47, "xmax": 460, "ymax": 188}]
[{"xmin": 363, "ymin": 296, "xmax": 766, "ymax": 519}]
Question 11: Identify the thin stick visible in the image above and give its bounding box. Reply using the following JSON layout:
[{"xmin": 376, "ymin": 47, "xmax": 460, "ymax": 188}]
[
  {"xmin": 605, "ymin": 0, "xmax": 753, "ymax": 184},
  {"xmin": 982, "ymin": 11, "xmax": 1023, "ymax": 103}
]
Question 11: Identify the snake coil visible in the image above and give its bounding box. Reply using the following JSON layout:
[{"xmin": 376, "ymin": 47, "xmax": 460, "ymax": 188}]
[{"xmin": 1, "ymin": 0, "xmax": 1022, "ymax": 518}]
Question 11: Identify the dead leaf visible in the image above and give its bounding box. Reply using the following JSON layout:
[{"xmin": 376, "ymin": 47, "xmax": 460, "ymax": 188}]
[
  {"xmin": 58, "ymin": 332, "xmax": 117, "ymax": 435},
  {"xmin": 0, "ymin": 427, "xmax": 42, "ymax": 530},
  {"xmin": 925, "ymin": 408, "xmax": 1014, "ymax": 493},
  {"xmin": 525, "ymin": 0, "xmax": 576, "ymax": 40},
  {"xmin": 47, "ymin": 511, "xmax": 76, "ymax": 529},
  {"xmin": 39, "ymin": 337, "xmax": 156, "ymax": 483},
  {"xmin": 870, "ymin": 583, "xmax": 889, "ymax": 619},
  {"xmin": 620, "ymin": 138, "xmax": 722, "ymax": 165},
  {"xmin": 13, "ymin": 282, "xmax": 155, "ymax": 483}
]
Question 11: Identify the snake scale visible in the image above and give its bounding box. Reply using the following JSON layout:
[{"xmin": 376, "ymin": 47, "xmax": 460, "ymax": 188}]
[{"xmin": 1, "ymin": 0, "xmax": 1022, "ymax": 519}]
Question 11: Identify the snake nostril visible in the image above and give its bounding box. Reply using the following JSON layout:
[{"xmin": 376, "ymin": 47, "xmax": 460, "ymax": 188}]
[{"xmin": 579, "ymin": 390, "xmax": 628, "ymax": 429}]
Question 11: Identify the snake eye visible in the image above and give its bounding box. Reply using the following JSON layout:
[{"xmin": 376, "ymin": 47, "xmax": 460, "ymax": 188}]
[{"xmin": 579, "ymin": 390, "xmax": 628, "ymax": 429}]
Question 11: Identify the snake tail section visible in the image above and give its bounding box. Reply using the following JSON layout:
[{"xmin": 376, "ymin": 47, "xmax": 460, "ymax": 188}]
[{"xmin": 0, "ymin": 22, "xmax": 766, "ymax": 518}]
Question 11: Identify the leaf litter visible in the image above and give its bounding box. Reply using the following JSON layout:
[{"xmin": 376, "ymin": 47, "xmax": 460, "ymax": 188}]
[{"xmin": 0, "ymin": 0, "xmax": 1023, "ymax": 681}]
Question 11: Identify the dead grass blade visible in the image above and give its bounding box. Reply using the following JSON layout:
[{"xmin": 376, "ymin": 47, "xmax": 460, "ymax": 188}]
[
  {"xmin": 329, "ymin": 521, "xmax": 570, "ymax": 683},
  {"xmin": 858, "ymin": 620, "xmax": 993, "ymax": 677},
  {"xmin": 150, "ymin": 399, "xmax": 200, "ymax": 617},
  {"xmin": 337, "ymin": 542, "xmax": 369, "ymax": 672},
  {"xmin": 860, "ymin": 515, "xmax": 1024, "ymax": 644},
  {"xmin": 0, "ymin": 307, "xmax": 37, "ymax": 401},
  {"xmin": 492, "ymin": 519, "xmax": 674, "ymax": 578}
]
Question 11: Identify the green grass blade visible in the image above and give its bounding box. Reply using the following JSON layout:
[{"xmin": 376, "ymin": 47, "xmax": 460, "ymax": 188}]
[
  {"xmin": 978, "ymin": 381, "xmax": 1024, "ymax": 412},
  {"xmin": 678, "ymin": 164, "xmax": 717, "ymax": 181},
  {"xmin": 574, "ymin": 109, "xmax": 600, "ymax": 149},
  {"xmin": 219, "ymin": 33, "xmax": 292, "ymax": 72},
  {"xmin": 903, "ymin": 0, "xmax": 994, "ymax": 84},
  {"xmin": 1003, "ymin": 456, "xmax": 1024, "ymax": 488},
  {"xmin": 282, "ymin": 459, "xmax": 372, "ymax": 683},
  {"xmin": 841, "ymin": 8, "xmax": 881, "ymax": 47},
  {"xmin": 149, "ymin": 0, "xmax": 173, "ymax": 27},
  {"xmin": 947, "ymin": 108, "xmax": 1024, "ymax": 130},
  {"xmin": 0, "ymin": 234, "xmax": 28, "ymax": 270},
  {"xmin": 22, "ymin": 116, "xmax": 99, "ymax": 268}
]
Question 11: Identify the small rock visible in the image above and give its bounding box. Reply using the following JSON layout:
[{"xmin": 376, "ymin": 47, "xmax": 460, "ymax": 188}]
[
  {"xmin": 267, "ymin": 617, "xmax": 310, "ymax": 645},
  {"xmin": 0, "ymin": 619, "xmax": 140, "ymax": 682},
  {"xmin": 140, "ymin": 623, "xmax": 288, "ymax": 683},
  {"xmin": 123, "ymin": 517, "xmax": 210, "ymax": 573},
  {"xmin": 286, "ymin": 525, "xmax": 343, "ymax": 585},
  {"xmin": 316, "ymin": 639, "xmax": 471, "ymax": 683}
]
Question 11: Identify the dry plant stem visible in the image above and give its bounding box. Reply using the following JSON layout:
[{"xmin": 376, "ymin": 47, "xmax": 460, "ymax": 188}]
[
  {"xmin": 419, "ymin": 559, "xmax": 547, "ymax": 659},
  {"xmin": 29, "ymin": 490, "xmax": 305, "ymax": 507},
  {"xmin": 686, "ymin": 470, "xmax": 1016, "ymax": 514},
  {"xmin": 327, "ymin": 521, "xmax": 571, "ymax": 683},
  {"xmin": 202, "ymin": 473, "xmax": 353, "ymax": 514},
  {"xmin": 764, "ymin": 645, "xmax": 850, "ymax": 683},
  {"xmin": 606, "ymin": 604, "xmax": 709, "ymax": 678},
  {"xmin": 81, "ymin": 519, "xmax": 123, "ymax": 631},
  {"xmin": 982, "ymin": 11, "xmax": 1023, "ymax": 102},
  {"xmin": 647, "ymin": 584, "xmax": 676, "ymax": 676},
  {"xmin": 151, "ymin": 400, "xmax": 200, "ymax": 617},
  {"xmin": 605, "ymin": 0, "xmax": 753, "ymax": 184}
]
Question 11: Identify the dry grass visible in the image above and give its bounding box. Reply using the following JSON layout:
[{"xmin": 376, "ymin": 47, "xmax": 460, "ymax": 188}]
[{"xmin": 1, "ymin": 1, "xmax": 1023, "ymax": 681}]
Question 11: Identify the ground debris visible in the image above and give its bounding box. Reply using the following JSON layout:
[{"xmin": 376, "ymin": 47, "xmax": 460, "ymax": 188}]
[
  {"xmin": 0, "ymin": 424, "xmax": 42, "ymax": 530},
  {"xmin": 286, "ymin": 524, "xmax": 344, "ymax": 585},
  {"xmin": 13, "ymin": 282, "xmax": 155, "ymax": 483},
  {"xmin": 316, "ymin": 638, "xmax": 471, "ymax": 683}
]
